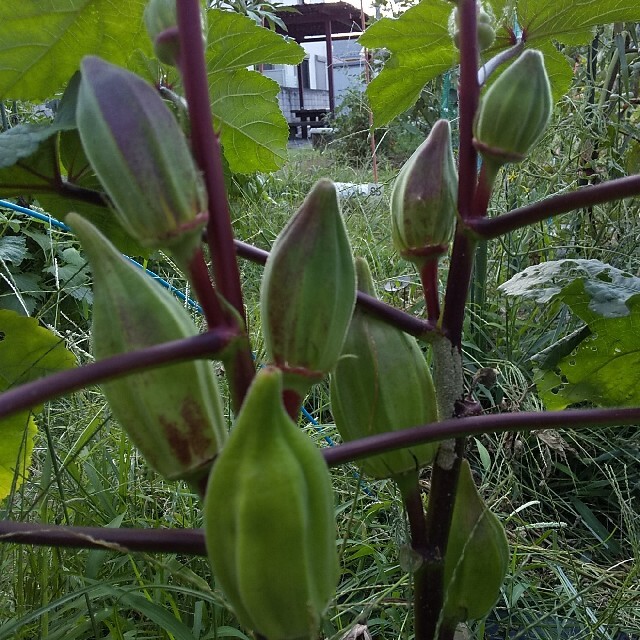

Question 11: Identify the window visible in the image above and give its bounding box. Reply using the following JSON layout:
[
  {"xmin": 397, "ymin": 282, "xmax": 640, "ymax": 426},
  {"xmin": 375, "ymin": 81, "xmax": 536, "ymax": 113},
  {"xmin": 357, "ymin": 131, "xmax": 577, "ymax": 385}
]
[{"xmin": 300, "ymin": 58, "xmax": 310, "ymax": 89}]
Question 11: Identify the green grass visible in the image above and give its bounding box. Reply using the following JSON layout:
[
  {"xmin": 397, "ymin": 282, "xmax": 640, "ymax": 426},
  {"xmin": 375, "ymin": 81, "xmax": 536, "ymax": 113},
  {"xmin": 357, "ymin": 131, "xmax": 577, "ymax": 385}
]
[{"xmin": 1, "ymin": 120, "xmax": 640, "ymax": 639}]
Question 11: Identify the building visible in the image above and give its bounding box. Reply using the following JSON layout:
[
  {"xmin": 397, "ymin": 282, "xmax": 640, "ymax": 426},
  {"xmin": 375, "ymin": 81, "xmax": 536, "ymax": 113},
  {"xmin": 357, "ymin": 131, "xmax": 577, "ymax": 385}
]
[{"xmin": 262, "ymin": 1, "xmax": 370, "ymax": 130}]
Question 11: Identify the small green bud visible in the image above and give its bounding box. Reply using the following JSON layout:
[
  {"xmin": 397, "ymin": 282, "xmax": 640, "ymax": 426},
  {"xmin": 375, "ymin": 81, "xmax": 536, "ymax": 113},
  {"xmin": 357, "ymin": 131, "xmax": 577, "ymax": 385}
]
[
  {"xmin": 443, "ymin": 460, "xmax": 509, "ymax": 623},
  {"xmin": 77, "ymin": 56, "xmax": 207, "ymax": 265},
  {"xmin": 261, "ymin": 179, "xmax": 356, "ymax": 395},
  {"xmin": 67, "ymin": 213, "xmax": 226, "ymax": 489},
  {"xmin": 473, "ymin": 49, "xmax": 552, "ymax": 168},
  {"xmin": 144, "ymin": 0, "xmax": 180, "ymax": 66},
  {"xmin": 330, "ymin": 258, "xmax": 439, "ymax": 480},
  {"xmin": 143, "ymin": 0, "xmax": 207, "ymax": 66},
  {"xmin": 450, "ymin": 4, "xmax": 496, "ymax": 52},
  {"xmin": 391, "ymin": 119, "xmax": 458, "ymax": 266},
  {"xmin": 204, "ymin": 367, "xmax": 338, "ymax": 640}
]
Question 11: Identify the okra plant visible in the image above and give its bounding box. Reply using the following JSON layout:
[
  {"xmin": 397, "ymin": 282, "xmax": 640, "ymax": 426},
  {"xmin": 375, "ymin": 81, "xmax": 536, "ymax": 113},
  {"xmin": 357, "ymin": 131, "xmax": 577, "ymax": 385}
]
[{"xmin": 1, "ymin": 0, "xmax": 640, "ymax": 639}]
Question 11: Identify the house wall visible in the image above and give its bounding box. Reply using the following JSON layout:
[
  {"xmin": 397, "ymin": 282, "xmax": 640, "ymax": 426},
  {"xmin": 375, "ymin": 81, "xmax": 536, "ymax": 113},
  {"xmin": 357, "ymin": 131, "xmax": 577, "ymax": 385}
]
[
  {"xmin": 278, "ymin": 87, "xmax": 330, "ymax": 121},
  {"xmin": 262, "ymin": 0, "xmax": 367, "ymax": 111},
  {"xmin": 332, "ymin": 39, "xmax": 366, "ymax": 103}
]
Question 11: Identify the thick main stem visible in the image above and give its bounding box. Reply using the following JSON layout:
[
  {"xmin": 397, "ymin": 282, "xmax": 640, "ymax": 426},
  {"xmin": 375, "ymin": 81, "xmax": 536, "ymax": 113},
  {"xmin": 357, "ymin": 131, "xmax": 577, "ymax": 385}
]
[
  {"xmin": 176, "ymin": 1, "xmax": 255, "ymax": 409},
  {"xmin": 418, "ymin": 1, "xmax": 480, "ymax": 637},
  {"xmin": 176, "ymin": 3, "xmax": 243, "ymax": 317}
]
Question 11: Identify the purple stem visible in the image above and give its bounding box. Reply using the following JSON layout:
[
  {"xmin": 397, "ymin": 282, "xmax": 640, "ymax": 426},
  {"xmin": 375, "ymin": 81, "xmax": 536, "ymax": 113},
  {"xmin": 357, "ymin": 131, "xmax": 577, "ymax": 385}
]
[
  {"xmin": 176, "ymin": 2, "xmax": 243, "ymax": 318},
  {"xmin": 477, "ymin": 40, "xmax": 524, "ymax": 87},
  {"xmin": 441, "ymin": 0, "xmax": 483, "ymax": 345},
  {"xmin": 0, "ymin": 329, "xmax": 238, "ymax": 420},
  {"xmin": 357, "ymin": 291, "xmax": 437, "ymax": 340},
  {"xmin": 233, "ymin": 239, "xmax": 437, "ymax": 339},
  {"xmin": 323, "ymin": 405, "xmax": 640, "ymax": 467},
  {"xmin": 442, "ymin": 232, "xmax": 477, "ymax": 347},
  {"xmin": 421, "ymin": 2, "xmax": 481, "ymax": 636},
  {"xmin": 4, "ymin": 404, "xmax": 640, "ymax": 555},
  {"xmin": 397, "ymin": 475, "xmax": 432, "ymax": 640},
  {"xmin": 468, "ymin": 174, "xmax": 640, "ymax": 240},
  {"xmin": 176, "ymin": 1, "xmax": 255, "ymax": 408},
  {"xmin": 456, "ymin": 0, "xmax": 479, "ymax": 223},
  {"xmin": 420, "ymin": 261, "xmax": 441, "ymax": 323},
  {"xmin": 0, "ymin": 520, "xmax": 207, "ymax": 555}
]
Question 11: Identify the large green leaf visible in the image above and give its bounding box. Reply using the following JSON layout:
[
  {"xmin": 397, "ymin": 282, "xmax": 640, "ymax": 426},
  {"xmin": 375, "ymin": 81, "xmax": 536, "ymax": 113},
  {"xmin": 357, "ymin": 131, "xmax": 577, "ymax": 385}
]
[
  {"xmin": 0, "ymin": 136, "xmax": 61, "ymax": 197},
  {"xmin": 521, "ymin": 0, "xmax": 640, "ymax": 43},
  {"xmin": 0, "ymin": 71, "xmax": 144, "ymax": 255},
  {"xmin": 0, "ymin": 121, "xmax": 75, "ymax": 170},
  {"xmin": 206, "ymin": 9, "xmax": 305, "ymax": 173},
  {"xmin": 0, "ymin": 310, "xmax": 76, "ymax": 500},
  {"xmin": 536, "ymin": 41, "xmax": 574, "ymax": 104},
  {"xmin": 364, "ymin": 48, "xmax": 456, "ymax": 128},
  {"xmin": 207, "ymin": 8, "xmax": 305, "ymax": 71},
  {"xmin": 0, "ymin": 309, "xmax": 76, "ymax": 389},
  {"xmin": 359, "ymin": 0, "xmax": 458, "ymax": 126},
  {"xmin": 520, "ymin": 0, "xmax": 640, "ymax": 101},
  {"xmin": 0, "ymin": 134, "xmax": 144, "ymax": 256},
  {"xmin": 533, "ymin": 299, "xmax": 640, "ymax": 409},
  {"xmin": 0, "ymin": 0, "xmax": 147, "ymax": 101},
  {"xmin": 0, "ymin": 72, "xmax": 78, "ymax": 169},
  {"xmin": 500, "ymin": 259, "xmax": 640, "ymax": 409},
  {"xmin": 360, "ymin": 0, "xmax": 640, "ymax": 125},
  {"xmin": 211, "ymin": 69, "xmax": 288, "ymax": 173},
  {"xmin": 498, "ymin": 259, "xmax": 640, "ymax": 323},
  {"xmin": 0, "ymin": 411, "xmax": 37, "ymax": 500}
]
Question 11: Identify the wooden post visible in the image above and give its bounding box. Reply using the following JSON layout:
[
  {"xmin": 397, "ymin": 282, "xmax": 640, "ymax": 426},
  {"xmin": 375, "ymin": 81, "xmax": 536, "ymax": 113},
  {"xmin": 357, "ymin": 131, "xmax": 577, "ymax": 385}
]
[{"xmin": 324, "ymin": 19, "xmax": 335, "ymax": 114}]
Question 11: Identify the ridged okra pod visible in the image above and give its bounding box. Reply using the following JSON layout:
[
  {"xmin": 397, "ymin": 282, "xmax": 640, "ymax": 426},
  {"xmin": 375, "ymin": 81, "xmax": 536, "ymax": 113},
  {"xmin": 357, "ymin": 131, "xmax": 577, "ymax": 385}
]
[
  {"xmin": 261, "ymin": 179, "xmax": 356, "ymax": 396},
  {"xmin": 77, "ymin": 56, "xmax": 208, "ymax": 266},
  {"xmin": 67, "ymin": 213, "xmax": 226, "ymax": 489},
  {"xmin": 391, "ymin": 119, "xmax": 458, "ymax": 267},
  {"xmin": 330, "ymin": 258, "xmax": 439, "ymax": 480},
  {"xmin": 204, "ymin": 367, "xmax": 338, "ymax": 640},
  {"xmin": 442, "ymin": 460, "xmax": 509, "ymax": 624}
]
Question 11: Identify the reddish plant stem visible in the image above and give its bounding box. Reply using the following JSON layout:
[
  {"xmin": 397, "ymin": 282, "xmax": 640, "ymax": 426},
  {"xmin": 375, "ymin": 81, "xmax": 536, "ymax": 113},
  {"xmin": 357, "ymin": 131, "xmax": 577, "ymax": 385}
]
[
  {"xmin": 176, "ymin": 2, "xmax": 242, "ymax": 316},
  {"xmin": 455, "ymin": 0, "xmax": 479, "ymax": 224},
  {"xmin": 5, "ymin": 404, "xmax": 640, "ymax": 555},
  {"xmin": 283, "ymin": 388, "xmax": 303, "ymax": 421},
  {"xmin": 420, "ymin": 1, "xmax": 480, "ymax": 636},
  {"xmin": 467, "ymin": 174, "xmax": 640, "ymax": 240},
  {"xmin": 176, "ymin": 0, "xmax": 255, "ymax": 409},
  {"xmin": 420, "ymin": 261, "xmax": 441, "ymax": 323},
  {"xmin": 473, "ymin": 162, "xmax": 494, "ymax": 219},
  {"xmin": 397, "ymin": 474, "xmax": 432, "ymax": 640},
  {"xmin": 234, "ymin": 238, "xmax": 270, "ymax": 264},
  {"xmin": 187, "ymin": 247, "xmax": 227, "ymax": 327},
  {"xmin": 442, "ymin": 233, "xmax": 477, "ymax": 349},
  {"xmin": 232, "ymin": 238, "xmax": 438, "ymax": 339},
  {"xmin": 323, "ymin": 405, "xmax": 640, "ymax": 467},
  {"xmin": 357, "ymin": 291, "xmax": 437, "ymax": 340},
  {"xmin": 442, "ymin": 0, "xmax": 482, "ymax": 344},
  {"xmin": 419, "ymin": 438, "xmax": 465, "ymax": 639},
  {"xmin": 0, "ymin": 520, "xmax": 207, "ymax": 555},
  {"xmin": 0, "ymin": 330, "xmax": 238, "ymax": 420}
]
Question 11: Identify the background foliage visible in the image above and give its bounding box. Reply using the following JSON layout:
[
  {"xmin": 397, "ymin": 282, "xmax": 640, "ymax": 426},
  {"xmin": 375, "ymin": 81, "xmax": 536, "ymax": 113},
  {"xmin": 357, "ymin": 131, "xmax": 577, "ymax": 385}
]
[{"xmin": 0, "ymin": 0, "xmax": 639, "ymax": 638}]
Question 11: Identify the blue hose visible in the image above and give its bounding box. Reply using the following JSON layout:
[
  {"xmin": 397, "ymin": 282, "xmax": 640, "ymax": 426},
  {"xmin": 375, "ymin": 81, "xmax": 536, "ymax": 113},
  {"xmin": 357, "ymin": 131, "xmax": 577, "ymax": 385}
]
[
  {"xmin": 0, "ymin": 199, "xmax": 202, "ymax": 312},
  {"xmin": 0, "ymin": 199, "xmax": 378, "ymax": 496}
]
